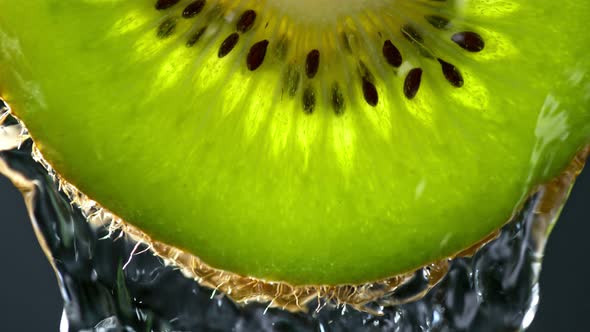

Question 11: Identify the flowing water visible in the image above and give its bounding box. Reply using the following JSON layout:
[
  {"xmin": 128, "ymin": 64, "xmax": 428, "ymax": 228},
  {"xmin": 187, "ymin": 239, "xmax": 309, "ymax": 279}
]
[{"xmin": 0, "ymin": 107, "xmax": 586, "ymax": 332}]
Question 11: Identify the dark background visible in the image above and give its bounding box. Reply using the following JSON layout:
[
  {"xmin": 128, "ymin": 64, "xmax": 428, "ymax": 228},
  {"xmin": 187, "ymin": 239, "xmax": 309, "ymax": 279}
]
[{"xmin": 0, "ymin": 170, "xmax": 588, "ymax": 331}]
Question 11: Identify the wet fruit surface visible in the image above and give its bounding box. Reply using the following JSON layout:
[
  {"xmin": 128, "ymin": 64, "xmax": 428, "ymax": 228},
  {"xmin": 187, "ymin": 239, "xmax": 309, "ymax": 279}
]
[{"xmin": 0, "ymin": 0, "xmax": 588, "ymax": 285}]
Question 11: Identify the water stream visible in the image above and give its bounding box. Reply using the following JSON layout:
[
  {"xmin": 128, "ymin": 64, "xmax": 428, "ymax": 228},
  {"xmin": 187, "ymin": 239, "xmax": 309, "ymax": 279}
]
[{"xmin": 1, "ymin": 109, "xmax": 585, "ymax": 332}]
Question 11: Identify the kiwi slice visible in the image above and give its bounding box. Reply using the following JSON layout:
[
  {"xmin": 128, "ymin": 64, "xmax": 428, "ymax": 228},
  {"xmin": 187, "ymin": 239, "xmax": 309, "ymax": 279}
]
[{"xmin": 0, "ymin": 0, "xmax": 588, "ymax": 292}]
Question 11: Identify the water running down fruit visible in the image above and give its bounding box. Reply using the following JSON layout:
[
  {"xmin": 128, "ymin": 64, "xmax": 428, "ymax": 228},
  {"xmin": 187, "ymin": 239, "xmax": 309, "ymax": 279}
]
[{"xmin": 0, "ymin": 0, "xmax": 588, "ymax": 295}]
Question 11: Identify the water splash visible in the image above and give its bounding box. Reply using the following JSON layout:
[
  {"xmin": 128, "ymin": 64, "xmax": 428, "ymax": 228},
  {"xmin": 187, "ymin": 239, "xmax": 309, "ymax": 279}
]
[{"xmin": 1, "ymin": 111, "xmax": 587, "ymax": 331}]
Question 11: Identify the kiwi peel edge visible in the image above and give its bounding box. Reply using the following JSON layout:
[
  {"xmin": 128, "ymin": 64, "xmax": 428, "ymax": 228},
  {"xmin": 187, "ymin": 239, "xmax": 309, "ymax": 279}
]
[
  {"xmin": 1, "ymin": 0, "xmax": 590, "ymax": 300},
  {"xmin": 2, "ymin": 109, "xmax": 587, "ymax": 312}
]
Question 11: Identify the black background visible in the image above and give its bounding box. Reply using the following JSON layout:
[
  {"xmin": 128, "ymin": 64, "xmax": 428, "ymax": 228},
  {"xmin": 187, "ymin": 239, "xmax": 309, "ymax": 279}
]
[{"xmin": 0, "ymin": 170, "xmax": 588, "ymax": 331}]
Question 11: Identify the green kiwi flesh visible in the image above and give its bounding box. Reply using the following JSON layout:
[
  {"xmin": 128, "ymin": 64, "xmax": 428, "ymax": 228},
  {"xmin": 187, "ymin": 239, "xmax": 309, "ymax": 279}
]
[{"xmin": 0, "ymin": 0, "xmax": 589, "ymax": 286}]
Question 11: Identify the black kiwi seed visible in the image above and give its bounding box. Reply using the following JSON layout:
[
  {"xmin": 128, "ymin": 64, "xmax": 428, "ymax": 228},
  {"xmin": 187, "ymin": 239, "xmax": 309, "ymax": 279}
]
[
  {"xmin": 247, "ymin": 40, "xmax": 269, "ymax": 71},
  {"xmin": 237, "ymin": 10, "xmax": 257, "ymax": 33},
  {"xmin": 357, "ymin": 61, "xmax": 378, "ymax": 106},
  {"xmin": 302, "ymin": 86, "xmax": 316, "ymax": 114},
  {"xmin": 404, "ymin": 68, "xmax": 423, "ymax": 99},
  {"xmin": 451, "ymin": 31, "xmax": 485, "ymax": 52},
  {"xmin": 362, "ymin": 78, "xmax": 378, "ymax": 107},
  {"xmin": 437, "ymin": 59, "xmax": 463, "ymax": 87},
  {"xmin": 305, "ymin": 50, "xmax": 320, "ymax": 79},
  {"xmin": 182, "ymin": 0, "xmax": 206, "ymax": 19},
  {"xmin": 383, "ymin": 40, "xmax": 402, "ymax": 68},
  {"xmin": 218, "ymin": 33, "xmax": 239, "ymax": 58},
  {"xmin": 331, "ymin": 83, "xmax": 345, "ymax": 115},
  {"xmin": 186, "ymin": 26, "xmax": 207, "ymax": 47},
  {"xmin": 155, "ymin": 0, "xmax": 180, "ymax": 10}
]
